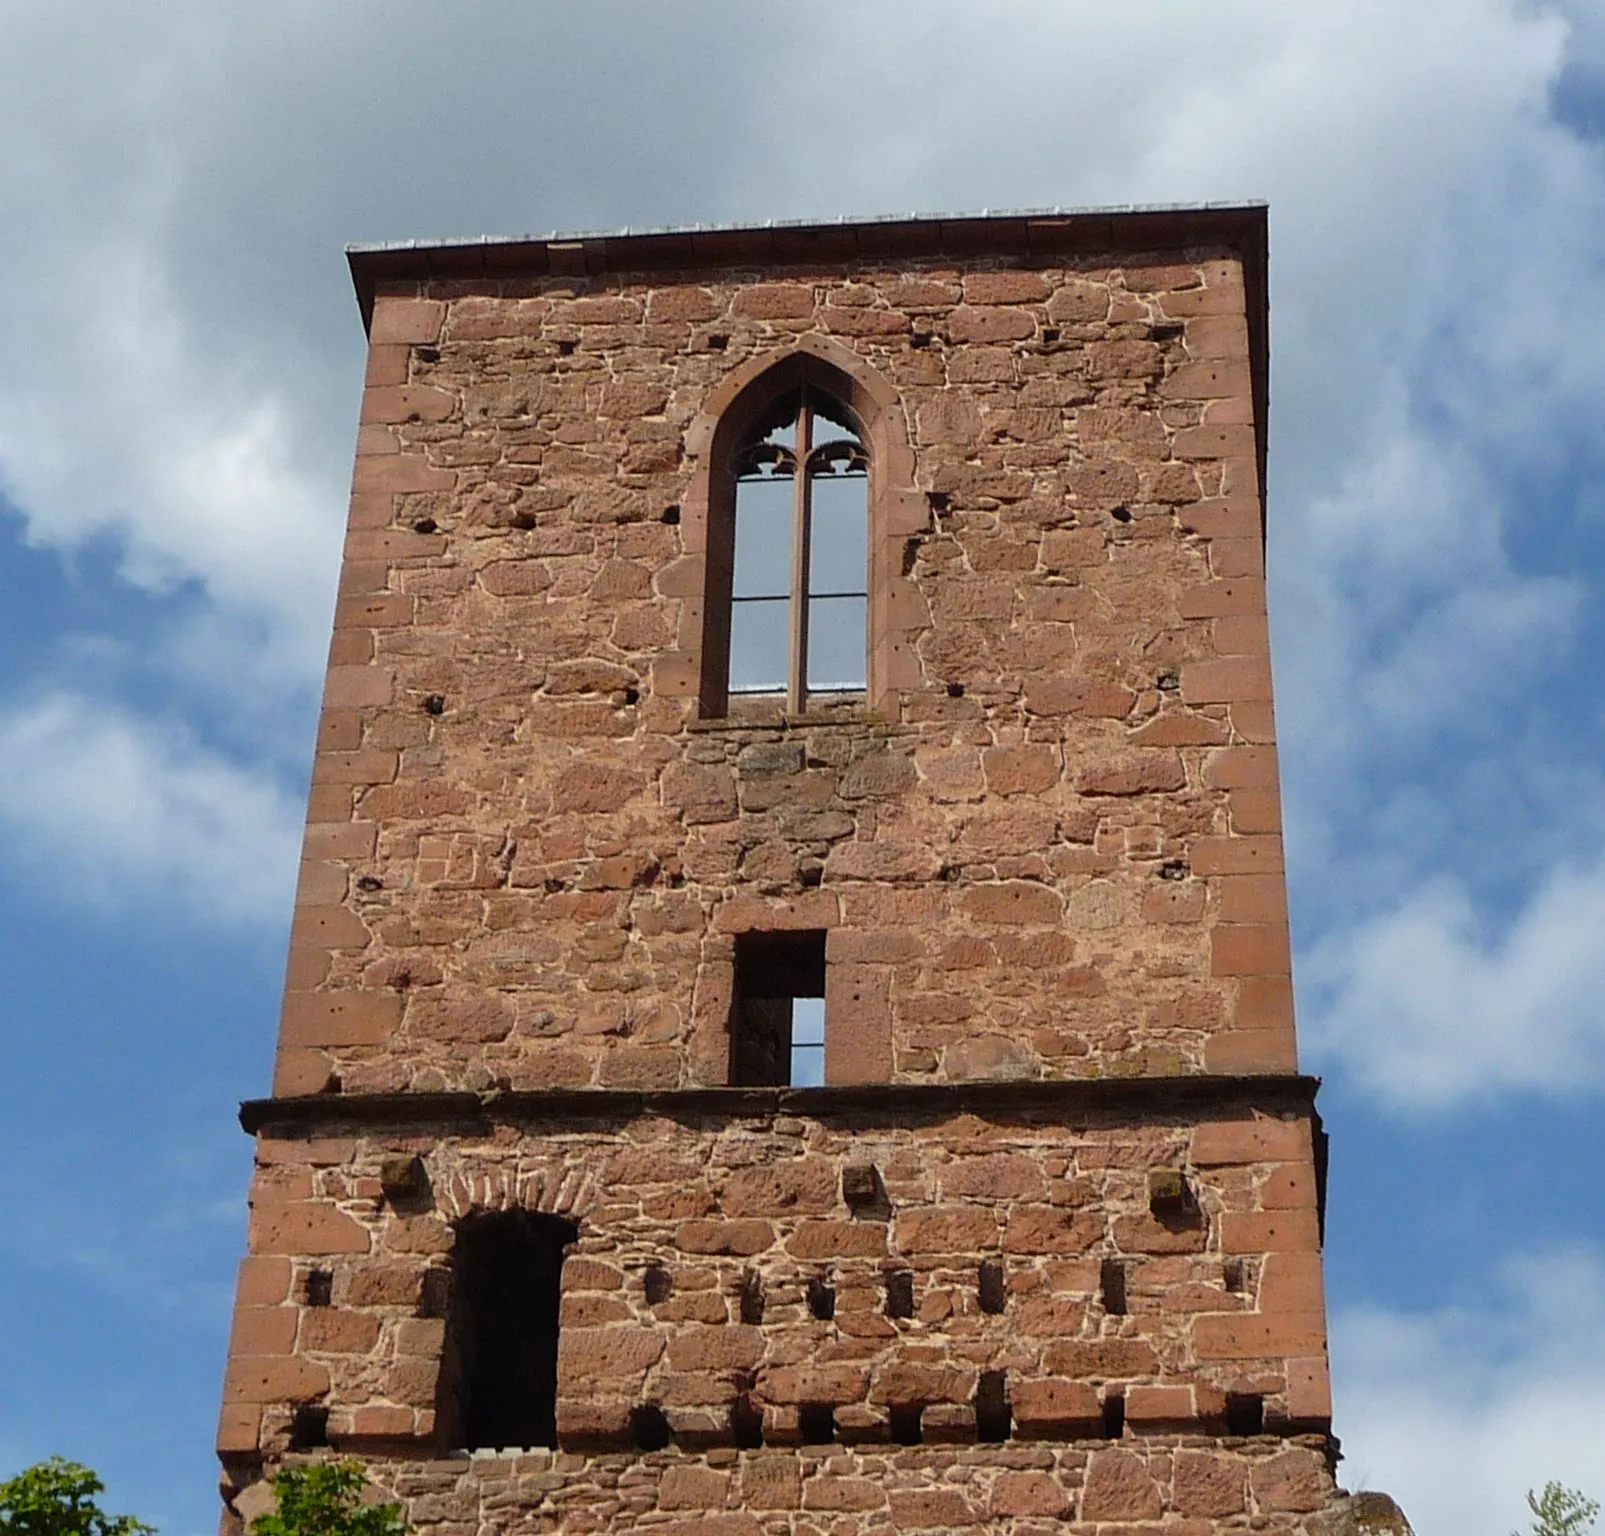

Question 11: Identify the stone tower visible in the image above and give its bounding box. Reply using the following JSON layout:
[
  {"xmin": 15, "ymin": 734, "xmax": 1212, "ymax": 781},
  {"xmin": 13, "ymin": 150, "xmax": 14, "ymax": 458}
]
[{"xmin": 218, "ymin": 207, "xmax": 1345, "ymax": 1533}]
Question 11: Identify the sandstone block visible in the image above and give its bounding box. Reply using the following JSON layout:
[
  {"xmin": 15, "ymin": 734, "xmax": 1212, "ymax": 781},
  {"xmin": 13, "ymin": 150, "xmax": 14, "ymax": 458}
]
[
  {"xmin": 1251, "ymin": 1447, "xmax": 1334, "ymax": 1512},
  {"xmin": 1080, "ymin": 1448, "xmax": 1165, "ymax": 1521},
  {"xmin": 1011, "ymin": 1378, "xmax": 1099, "ymax": 1436},
  {"xmin": 1174, "ymin": 1450, "xmax": 1248, "ymax": 1515},
  {"xmin": 368, "ymin": 299, "xmax": 445, "ymax": 345},
  {"xmin": 895, "ymin": 1206, "xmax": 998, "ymax": 1254},
  {"xmin": 659, "ymin": 1466, "xmax": 731, "ymax": 1510},
  {"xmin": 887, "ymin": 1489, "xmax": 979, "ymax": 1527},
  {"xmin": 249, "ymin": 1202, "xmax": 370, "ymax": 1257},
  {"xmin": 280, "ymin": 991, "xmax": 402, "ymax": 1048},
  {"xmin": 990, "ymin": 1472, "xmax": 1070, "ymax": 1517}
]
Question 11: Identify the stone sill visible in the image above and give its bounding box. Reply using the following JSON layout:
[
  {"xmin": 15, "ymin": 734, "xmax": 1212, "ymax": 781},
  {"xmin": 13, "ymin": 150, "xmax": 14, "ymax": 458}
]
[{"xmin": 688, "ymin": 696, "xmax": 902, "ymax": 733}]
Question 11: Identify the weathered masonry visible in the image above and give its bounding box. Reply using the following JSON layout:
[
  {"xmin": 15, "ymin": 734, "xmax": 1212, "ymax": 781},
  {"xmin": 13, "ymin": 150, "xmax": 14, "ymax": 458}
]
[{"xmin": 218, "ymin": 206, "xmax": 1357, "ymax": 1534}]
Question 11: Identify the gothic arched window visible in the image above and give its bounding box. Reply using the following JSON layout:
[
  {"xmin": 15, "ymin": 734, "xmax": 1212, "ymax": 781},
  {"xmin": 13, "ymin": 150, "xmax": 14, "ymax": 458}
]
[{"xmin": 727, "ymin": 386, "xmax": 869, "ymax": 709}]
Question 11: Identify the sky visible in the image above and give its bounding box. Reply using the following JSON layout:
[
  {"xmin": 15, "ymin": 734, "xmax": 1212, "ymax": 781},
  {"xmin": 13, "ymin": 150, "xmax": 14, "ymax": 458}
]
[{"xmin": 1, "ymin": 3, "xmax": 1603, "ymax": 1533}]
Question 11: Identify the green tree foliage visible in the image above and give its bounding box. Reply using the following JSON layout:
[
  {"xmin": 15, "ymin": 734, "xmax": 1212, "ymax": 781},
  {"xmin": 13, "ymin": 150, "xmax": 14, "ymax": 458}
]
[
  {"xmin": 250, "ymin": 1463, "xmax": 404, "ymax": 1536},
  {"xmin": 1517, "ymin": 1483, "xmax": 1601, "ymax": 1536},
  {"xmin": 0, "ymin": 1460, "xmax": 153, "ymax": 1536}
]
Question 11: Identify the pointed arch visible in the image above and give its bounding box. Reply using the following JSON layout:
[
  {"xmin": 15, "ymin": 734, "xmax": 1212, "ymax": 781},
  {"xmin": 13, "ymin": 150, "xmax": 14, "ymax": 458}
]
[{"xmin": 679, "ymin": 338, "xmax": 928, "ymax": 717}]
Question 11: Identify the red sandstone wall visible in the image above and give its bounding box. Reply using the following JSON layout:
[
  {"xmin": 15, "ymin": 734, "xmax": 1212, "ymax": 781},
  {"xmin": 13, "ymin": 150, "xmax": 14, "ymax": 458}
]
[
  {"xmin": 354, "ymin": 1438, "xmax": 1340, "ymax": 1535},
  {"xmin": 220, "ymin": 1104, "xmax": 1328, "ymax": 1462},
  {"xmin": 219, "ymin": 225, "xmax": 1340, "ymax": 1534},
  {"xmin": 275, "ymin": 252, "xmax": 1292, "ymax": 1101}
]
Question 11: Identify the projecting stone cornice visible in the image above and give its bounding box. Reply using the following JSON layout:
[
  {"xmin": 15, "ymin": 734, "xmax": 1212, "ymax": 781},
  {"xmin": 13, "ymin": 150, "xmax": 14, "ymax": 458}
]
[{"xmin": 239, "ymin": 1072, "xmax": 1321, "ymax": 1137}]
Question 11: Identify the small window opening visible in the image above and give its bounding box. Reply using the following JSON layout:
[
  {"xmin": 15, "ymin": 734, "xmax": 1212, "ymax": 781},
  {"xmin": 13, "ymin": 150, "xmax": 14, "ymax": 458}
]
[
  {"xmin": 1223, "ymin": 1257, "xmax": 1246, "ymax": 1294},
  {"xmin": 885, "ymin": 1269, "xmax": 915, "ymax": 1319},
  {"xmin": 556, "ymin": 338, "xmax": 576, "ymax": 356},
  {"xmin": 288, "ymin": 1405, "xmax": 329, "ymax": 1450},
  {"xmin": 975, "ymin": 1370, "xmax": 1012, "ymax": 1443},
  {"xmin": 644, "ymin": 1264, "xmax": 673, "ymax": 1305},
  {"xmin": 730, "ymin": 1394, "xmax": 764, "ymax": 1449},
  {"xmin": 440, "ymin": 1210, "xmax": 577, "ymax": 1451},
  {"xmin": 303, "ymin": 1268, "xmax": 333, "ymax": 1307},
  {"xmin": 729, "ymin": 386, "xmax": 868, "ymax": 707},
  {"xmin": 630, "ymin": 1404, "xmax": 671, "ymax": 1451},
  {"xmin": 978, "ymin": 1259, "xmax": 1007, "ymax": 1315},
  {"xmin": 729, "ymin": 930, "xmax": 827, "ymax": 1087},
  {"xmin": 1099, "ymin": 1258, "xmax": 1128, "ymax": 1316},
  {"xmin": 889, "ymin": 1403, "xmax": 924, "ymax": 1445},
  {"xmin": 660, "ymin": 504, "xmax": 682, "ymax": 525},
  {"xmin": 739, "ymin": 1269, "xmax": 766, "ymax": 1324},
  {"xmin": 798, "ymin": 1402, "xmax": 836, "ymax": 1444},
  {"xmin": 1226, "ymin": 1393, "xmax": 1264, "ymax": 1436},
  {"xmin": 418, "ymin": 1267, "xmax": 451, "ymax": 1318},
  {"xmin": 806, "ymin": 1276, "xmax": 835, "ymax": 1321},
  {"xmin": 1101, "ymin": 1395, "xmax": 1126, "ymax": 1440}
]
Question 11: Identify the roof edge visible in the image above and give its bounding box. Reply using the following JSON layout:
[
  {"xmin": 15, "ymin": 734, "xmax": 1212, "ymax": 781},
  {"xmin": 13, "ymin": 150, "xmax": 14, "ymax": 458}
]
[
  {"xmin": 345, "ymin": 202, "xmax": 1267, "ymax": 329},
  {"xmin": 343, "ymin": 203, "xmax": 1270, "ymax": 533}
]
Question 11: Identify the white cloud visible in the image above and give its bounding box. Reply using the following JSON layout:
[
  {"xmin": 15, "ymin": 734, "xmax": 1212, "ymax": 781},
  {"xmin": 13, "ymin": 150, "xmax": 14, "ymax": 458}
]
[
  {"xmin": 0, "ymin": 237, "xmax": 343, "ymax": 685},
  {"xmin": 1333, "ymin": 1248, "xmax": 1605, "ymax": 1535},
  {"xmin": 1305, "ymin": 857, "xmax": 1605, "ymax": 1107},
  {"xmin": 0, "ymin": 693, "xmax": 302, "ymax": 925}
]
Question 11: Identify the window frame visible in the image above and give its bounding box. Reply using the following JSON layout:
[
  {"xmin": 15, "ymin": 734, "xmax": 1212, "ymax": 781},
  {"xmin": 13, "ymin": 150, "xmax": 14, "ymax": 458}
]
[
  {"xmin": 680, "ymin": 339, "xmax": 927, "ymax": 721},
  {"xmin": 728, "ymin": 929, "xmax": 828, "ymax": 1088},
  {"xmin": 729, "ymin": 388, "xmax": 870, "ymax": 709}
]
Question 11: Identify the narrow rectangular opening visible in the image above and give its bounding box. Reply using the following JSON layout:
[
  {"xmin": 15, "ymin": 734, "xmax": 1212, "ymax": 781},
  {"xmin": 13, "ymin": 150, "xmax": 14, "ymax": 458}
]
[
  {"xmin": 644, "ymin": 1264, "xmax": 672, "ymax": 1305},
  {"xmin": 1101, "ymin": 1394, "xmax": 1125, "ymax": 1440},
  {"xmin": 288, "ymin": 1405, "xmax": 329, "ymax": 1450},
  {"xmin": 975, "ymin": 1370, "xmax": 1011, "ymax": 1443},
  {"xmin": 303, "ymin": 1268, "xmax": 332, "ymax": 1308},
  {"xmin": 885, "ymin": 1269, "xmax": 915, "ymax": 1319},
  {"xmin": 978, "ymin": 1259, "xmax": 1006, "ymax": 1314},
  {"xmin": 799, "ymin": 1402, "xmax": 836, "ymax": 1444},
  {"xmin": 1226, "ymin": 1393, "xmax": 1264, "ymax": 1436},
  {"xmin": 630, "ymin": 1404, "xmax": 670, "ymax": 1451},
  {"xmin": 888, "ymin": 1403, "xmax": 924, "ymax": 1445},
  {"xmin": 730, "ymin": 1394, "xmax": 764, "ymax": 1449},
  {"xmin": 730, "ymin": 930, "xmax": 827, "ymax": 1087},
  {"xmin": 806, "ymin": 1275, "xmax": 835, "ymax": 1320},
  {"xmin": 1099, "ymin": 1258, "xmax": 1127, "ymax": 1316},
  {"xmin": 1223, "ymin": 1257, "xmax": 1246, "ymax": 1293},
  {"xmin": 440, "ymin": 1210, "xmax": 577, "ymax": 1451},
  {"xmin": 739, "ymin": 1269, "xmax": 766, "ymax": 1324}
]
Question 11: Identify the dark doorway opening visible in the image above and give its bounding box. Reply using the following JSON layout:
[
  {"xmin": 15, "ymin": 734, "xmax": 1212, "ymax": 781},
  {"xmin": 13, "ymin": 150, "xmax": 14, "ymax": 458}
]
[{"xmin": 440, "ymin": 1210, "xmax": 577, "ymax": 1451}]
